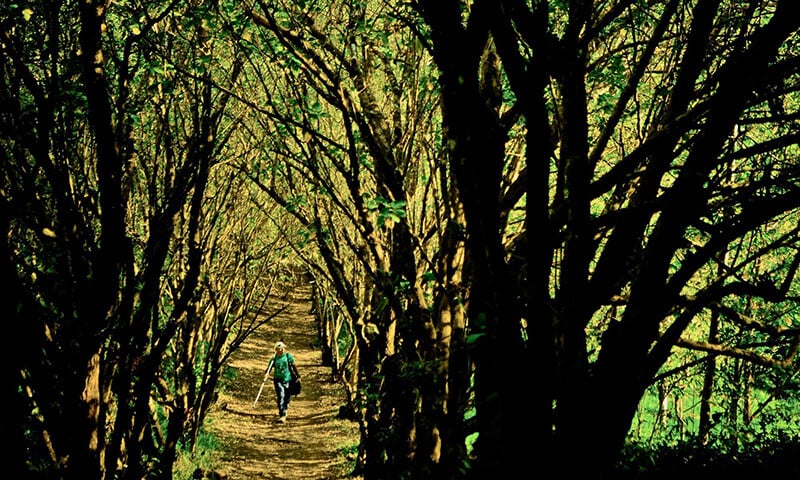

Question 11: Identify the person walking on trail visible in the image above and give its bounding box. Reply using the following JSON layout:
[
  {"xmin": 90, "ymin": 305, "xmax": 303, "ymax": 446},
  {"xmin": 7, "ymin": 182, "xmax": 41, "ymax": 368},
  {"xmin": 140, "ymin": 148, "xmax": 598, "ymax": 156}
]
[{"xmin": 263, "ymin": 340, "xmax": 299, "ymax": 423}]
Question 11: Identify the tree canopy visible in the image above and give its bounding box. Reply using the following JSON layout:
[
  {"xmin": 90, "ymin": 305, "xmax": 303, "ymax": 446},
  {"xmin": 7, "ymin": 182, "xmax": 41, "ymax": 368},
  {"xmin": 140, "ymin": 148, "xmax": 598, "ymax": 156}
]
[{"xmin": 3, "ymin": 1, "xmax": 800, "ymax": 479}]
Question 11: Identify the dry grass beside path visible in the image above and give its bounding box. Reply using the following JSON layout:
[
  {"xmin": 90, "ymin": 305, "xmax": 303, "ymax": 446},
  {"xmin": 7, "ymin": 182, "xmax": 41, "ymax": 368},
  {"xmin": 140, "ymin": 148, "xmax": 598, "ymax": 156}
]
[{"xmin": 204, "ymin": 284, "xmax": 361, "ymax": 480}]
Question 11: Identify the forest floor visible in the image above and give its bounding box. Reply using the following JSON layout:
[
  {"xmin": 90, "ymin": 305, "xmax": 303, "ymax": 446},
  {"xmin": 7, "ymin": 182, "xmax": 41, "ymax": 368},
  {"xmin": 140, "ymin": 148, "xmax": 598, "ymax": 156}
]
[{"xmin": 202, "ymin": 283, "xmax": 362, "ymax": 480}]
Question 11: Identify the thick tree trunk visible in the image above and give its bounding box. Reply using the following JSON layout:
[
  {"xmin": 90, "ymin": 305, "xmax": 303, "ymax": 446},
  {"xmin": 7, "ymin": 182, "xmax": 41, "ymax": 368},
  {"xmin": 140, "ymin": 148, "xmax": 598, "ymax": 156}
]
[{"xmin": 64, "ymin": 351, "xmax": 105, "ymax": 480}]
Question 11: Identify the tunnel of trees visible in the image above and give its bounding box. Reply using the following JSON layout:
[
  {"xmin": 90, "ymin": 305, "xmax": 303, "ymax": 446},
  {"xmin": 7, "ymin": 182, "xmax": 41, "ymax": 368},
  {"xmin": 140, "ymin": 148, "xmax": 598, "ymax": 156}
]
[{"xmin": 3, "ymin": 1, "xmax": 800, "ymax": 479}]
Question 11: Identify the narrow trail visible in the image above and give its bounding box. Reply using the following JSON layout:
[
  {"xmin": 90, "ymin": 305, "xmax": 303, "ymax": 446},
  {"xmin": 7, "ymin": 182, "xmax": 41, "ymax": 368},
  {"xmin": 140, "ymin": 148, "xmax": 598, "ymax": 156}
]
[{"xmin": 207, "ymin": 284, "xmax": 361, "ymax": 480}]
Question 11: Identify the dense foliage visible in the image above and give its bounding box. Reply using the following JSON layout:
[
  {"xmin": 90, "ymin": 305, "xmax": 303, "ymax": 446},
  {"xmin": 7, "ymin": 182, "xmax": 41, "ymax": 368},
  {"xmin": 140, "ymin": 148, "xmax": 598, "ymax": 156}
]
[{"xmin": 3, "ymin": 1, "xmax": 800, "ymax": 479}]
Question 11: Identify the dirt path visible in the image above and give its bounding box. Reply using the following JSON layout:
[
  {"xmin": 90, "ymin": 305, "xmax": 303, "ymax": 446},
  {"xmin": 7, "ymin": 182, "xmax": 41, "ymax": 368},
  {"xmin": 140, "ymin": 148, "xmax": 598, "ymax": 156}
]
[{"xmin": 206, "ymin": 284, "xmax": 361, "ymax": 480}]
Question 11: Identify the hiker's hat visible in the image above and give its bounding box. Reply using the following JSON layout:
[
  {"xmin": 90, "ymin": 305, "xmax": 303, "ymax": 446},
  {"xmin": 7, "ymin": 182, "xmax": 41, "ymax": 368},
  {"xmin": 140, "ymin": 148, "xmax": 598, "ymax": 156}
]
[{"xmin": 275, "ymin": 341, "xmax": 286, "ymax": 349}]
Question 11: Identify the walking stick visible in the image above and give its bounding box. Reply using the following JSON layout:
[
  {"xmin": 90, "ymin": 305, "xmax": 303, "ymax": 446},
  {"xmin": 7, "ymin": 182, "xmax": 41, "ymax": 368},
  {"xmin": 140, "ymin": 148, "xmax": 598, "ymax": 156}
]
[{"xmin": 253, "ymin": 361, "xmax": 273, "ymax": 407}]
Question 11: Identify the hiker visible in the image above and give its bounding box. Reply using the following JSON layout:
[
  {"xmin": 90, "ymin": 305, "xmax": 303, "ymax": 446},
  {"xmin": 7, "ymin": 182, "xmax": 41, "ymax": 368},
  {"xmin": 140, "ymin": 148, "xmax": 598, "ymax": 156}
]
[{"xmin": 263, "ymin": 340, "xmax": 300, "ymax": 423}]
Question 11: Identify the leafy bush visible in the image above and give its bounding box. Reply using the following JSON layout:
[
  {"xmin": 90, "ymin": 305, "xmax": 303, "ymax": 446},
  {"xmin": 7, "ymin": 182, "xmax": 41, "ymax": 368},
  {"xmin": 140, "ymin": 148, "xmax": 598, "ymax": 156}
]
[{"xmin": 612, "ymin": 439, "xmax": 800, "ymax": 478}]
